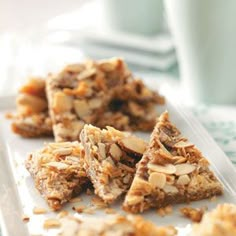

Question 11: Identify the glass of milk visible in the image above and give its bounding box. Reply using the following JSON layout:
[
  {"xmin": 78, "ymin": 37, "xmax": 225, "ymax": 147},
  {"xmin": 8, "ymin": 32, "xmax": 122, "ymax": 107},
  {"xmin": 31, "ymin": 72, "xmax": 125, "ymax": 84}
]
[
  {"xmin": 102, "ymin": 0, "xmax": 164, "ymax": 35},
  {"xmin": 164, "ymin": 0, "xmax": 236, "ymax": 104}
]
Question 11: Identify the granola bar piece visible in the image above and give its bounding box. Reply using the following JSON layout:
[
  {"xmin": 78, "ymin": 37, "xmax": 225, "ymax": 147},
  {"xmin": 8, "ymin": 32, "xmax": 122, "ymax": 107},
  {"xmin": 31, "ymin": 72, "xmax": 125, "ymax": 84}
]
[
  {"xmin": 25, "ymin": 141, "xmax": 89, "ymax": 210},
  {"xmin": 191, "ymin": 204, "xmax": 236, "ymax": 236},
  {"xmin": 123, "ymin": 111, "xmax": 223, "ymax": 213},
  {"xmin": 80, "ymin": 124, "xmax": 147, "ymax": 204},
  {"xmin": 11, "ymin": 77, "xmax": 53, "ymax": 137},
  {"xmin": 46, "ymin": 58, "xmax": 164, "ymax": 141},
  {"xmin": 59, "ymin": 214, "xmax": 177, "ymax": 236},
  {"xmin": 46, "ymin": 58, "xmax": 130, "ymax": 141}
]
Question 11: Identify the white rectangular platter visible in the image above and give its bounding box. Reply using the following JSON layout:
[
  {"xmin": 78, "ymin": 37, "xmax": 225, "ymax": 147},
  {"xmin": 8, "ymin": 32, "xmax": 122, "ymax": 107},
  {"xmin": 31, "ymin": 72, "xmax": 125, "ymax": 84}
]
[{"xmin": 1, "ymin": 96, "xmax": 236, "ymax": 236}]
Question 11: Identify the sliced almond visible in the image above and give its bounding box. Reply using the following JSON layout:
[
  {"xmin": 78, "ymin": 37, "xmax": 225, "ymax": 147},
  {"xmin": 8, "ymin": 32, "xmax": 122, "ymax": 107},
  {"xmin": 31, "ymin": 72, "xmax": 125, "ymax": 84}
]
[
  {"xmin": 53, "ymin": 91, "xmax": 73, "ymax": 113},
  {"xmin": 88, "ymin": 98, "xmax": 102, "ymax": 109},
  {"xmin": 126, "ymin": 195, "xmax": 144, "ymax": 205},
  {"xmin": 33, "ymin": 207, "xmax": 47, "ymax": 214},
  {"xmin": 49, "ymin": 142, "xmax": 73, "ymax": 149},
  {"xmin": 163, "ymin": 184, "xmax": 179, "ymax": 194},
  {"xmin": 64, "ymin": 64, "xmax": 83, "ymax": 73},
  {"xmin": 45, "ymin": 162, "xmax": 69, "ymax": 170},
  {"xmin": 53, "ymin": 147, "xmax": 73, "ymax": 156},
  {"xmin": 174, "ymin": 141, "xmax": 194, "ymax": 148},
  {"xmin": 99, "ymin": 59, "xmax": 118, "ymax": 72},
  {"xmin": 148, "ymin": 172, "xmax": 166, "ymax": 189},
  {"xmin": 77, "ymin": 68, "xmax": 96, "ymax": 80},
  {"xmin": 119, "ymin": 136, "xmax": 147, "ymax": 156},
  {"xmin": 175, "ymin": 163, "xmax": 196, "ymax": 176},
  {"xmin": 106, "ymin": 126, "xmax": 125, "ymax": 138},
  {"xmin": 157, "ymin": 139, "xmax": 172, "ymax": 158},
  {"xmin": 74, "ymin": 99, "xmax": 91, "ymax": 118},
  {"xmin": 176, "ymin": 174, "xmax": 190, "ymax": 185},
  {"xmin": 98, "ymin": 143, "xmax": 106, "ymax": 159},
  {"xmin": 148, "ymin": 163, "xmax": 176, "ymax": 174},
  {"xmin": 131, "ymin": 177, "xmax": 152, "ymax": 194},
  {"xmin": 173, "ymin": 156, "xmax": 187, "ymax": 164},
  {"xmin": 109, "ymin": 143, "xmax": 122, "ymax": 161},
  {"xmin": 65, "ymin": 156, "xmax": 80, "ymax": 163},
  {"xmin": 43, "ymin": 218, "xmax": 61, "ymax": 229}
]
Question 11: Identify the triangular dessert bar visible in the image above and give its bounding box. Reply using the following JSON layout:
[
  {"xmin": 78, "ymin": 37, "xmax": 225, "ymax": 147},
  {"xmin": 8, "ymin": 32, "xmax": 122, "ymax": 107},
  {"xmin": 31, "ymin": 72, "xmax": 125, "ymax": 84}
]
[
  {"xmin": 123, "ymin": 111, "xmax": 223, "ymax": 213},
  {"xmin": 80, "ymin": 124, "xmax": 147, "ymax": 204},
  {"xmin": 26, "ymin": 141, "xmax": 89, "ymax": 210}
]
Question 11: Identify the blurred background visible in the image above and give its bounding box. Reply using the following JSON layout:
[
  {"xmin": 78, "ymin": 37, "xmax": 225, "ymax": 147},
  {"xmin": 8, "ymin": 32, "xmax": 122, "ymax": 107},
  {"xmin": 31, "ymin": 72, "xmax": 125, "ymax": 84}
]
[
  {"xmin": 1, "ymin": 0, "xmax": 236, "ymax": 105},
  {"xmin": 0, "ymin": 0, "xmax": 178, "ymax": 98}
]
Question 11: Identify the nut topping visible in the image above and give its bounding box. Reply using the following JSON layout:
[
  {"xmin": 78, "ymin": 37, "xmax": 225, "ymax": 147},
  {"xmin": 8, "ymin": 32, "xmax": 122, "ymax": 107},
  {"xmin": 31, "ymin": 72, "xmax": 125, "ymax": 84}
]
[
  {"xmin": 119, "ymin": 136, "xmax": 147, "ymax": 156},
  {"xmin": 98, "ymin": 143, "xmax": 106, "ymax": 159},
  {"xmin": 109, "ymin": 143, "xmax": 122, "ymax": 160},
  {"xmin": 126, "ymin": 195, "xmax": 144, "ymax": 205},
  {"xmin": 53, "ymin": 147, "xmax": 73, "ymax": 156},
  {"xmin": 163, "ymin": 185, "xmax": 179, "ymax": 194},
  {"xmin": 176, "ymin": 174, "xmax": 190, "ymax": 185},
  {"xmin": 77, "ymin": 67, "xmax": 96, "ymax": 80},
  {"xmin": 174, "ymin": 141, "xmax": 194, "ymax": 148},
  {"xmin": 175, "ymin": 163, "xmax": 196, "ymax": 176},
  {"xmin": 88, "ymin": 98, "xmax": 102, "ymax": 109},
  {"xmin": 53, "ymin": 92, "xmax": 72, "ymax": 113},
  {"xmin": 99, "ymin": 58, "xmax": 118, "ymax": 72},
  {"xmin": 73, "ymin": 99, "xmax": 91, "ymax": 118},
  {"xmin": 148, "ymin": 172, "xmax": 166, "ymax": 189},
  {"xmin": 44, "ymin": 162, "xmax": 69, "ymax": 170},
  {"xmin": 147, "ymin": 163, "xmax": 176, "ymax": 174}
]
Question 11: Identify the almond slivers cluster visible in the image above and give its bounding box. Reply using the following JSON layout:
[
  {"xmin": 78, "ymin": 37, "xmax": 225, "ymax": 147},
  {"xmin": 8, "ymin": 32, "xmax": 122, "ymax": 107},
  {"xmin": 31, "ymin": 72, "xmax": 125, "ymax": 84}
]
[
  {"xmin": 26, "ymin": 141, "xmax": 88, "ymax": 210},
  {"xmin": 80, "ymin": 124, "xmax": 147, "ymax": 204}
]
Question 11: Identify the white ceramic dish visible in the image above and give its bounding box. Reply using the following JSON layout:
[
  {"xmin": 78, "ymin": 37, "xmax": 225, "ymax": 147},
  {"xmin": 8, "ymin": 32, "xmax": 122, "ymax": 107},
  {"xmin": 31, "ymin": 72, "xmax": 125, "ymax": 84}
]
[{"xmin": 0, "ymin": 95, "xmax": 236, "ymax": 236}]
